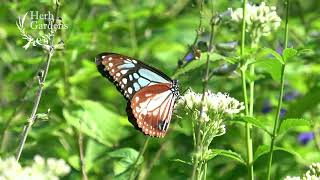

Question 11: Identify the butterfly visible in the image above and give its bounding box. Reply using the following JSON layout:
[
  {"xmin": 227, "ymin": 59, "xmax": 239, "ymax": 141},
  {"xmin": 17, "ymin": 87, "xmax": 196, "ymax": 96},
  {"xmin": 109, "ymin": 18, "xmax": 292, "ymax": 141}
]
[{"xmin": 95, "ymin": 53, "xmax": 180, "ymax": 137}]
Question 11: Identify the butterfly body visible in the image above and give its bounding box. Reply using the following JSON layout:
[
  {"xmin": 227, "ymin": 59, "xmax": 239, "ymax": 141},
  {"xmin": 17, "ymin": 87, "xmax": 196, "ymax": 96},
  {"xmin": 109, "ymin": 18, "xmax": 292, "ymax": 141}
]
[{"xmin": 95, "ymin": 53, "xmax": 179, "ymax": 137}]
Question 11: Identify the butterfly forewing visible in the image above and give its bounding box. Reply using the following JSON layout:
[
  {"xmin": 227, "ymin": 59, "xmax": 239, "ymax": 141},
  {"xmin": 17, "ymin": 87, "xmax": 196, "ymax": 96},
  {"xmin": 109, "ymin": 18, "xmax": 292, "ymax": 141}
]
[
  {"xmin": 96, "ymin": 52, "xmax": 179, "ymax": 137},
  {"xmin": 96, "ymin": 53, "xmax": 172, "ymax": 100}
]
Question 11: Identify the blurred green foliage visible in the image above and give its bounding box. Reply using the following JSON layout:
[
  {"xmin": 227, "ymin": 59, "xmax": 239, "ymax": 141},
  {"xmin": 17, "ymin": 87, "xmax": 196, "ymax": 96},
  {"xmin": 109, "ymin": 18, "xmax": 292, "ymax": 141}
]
[{"xmin": 0, "ymin": 0, "xmax": 320, "ymax": 179}]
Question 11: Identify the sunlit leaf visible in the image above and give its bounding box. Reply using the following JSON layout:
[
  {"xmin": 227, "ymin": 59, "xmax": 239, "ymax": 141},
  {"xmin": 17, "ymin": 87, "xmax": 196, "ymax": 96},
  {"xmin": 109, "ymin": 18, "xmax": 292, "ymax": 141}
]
[
  {"xmin": 253, "ymin": 145, "xmax": 302, "ymax": 162},
  {"xmin": 254, "ymin": 58, "xmax": 282, "ymax": 82},
  {"xmin": 228, "ymin": 116, "xmax": 272, "ymax": 135},
  {"xmin": 205, "ymin": 149, "xmax": 246, "ymax": 165},
  {"xmin": 63, "ymin": 100, "xmax": 129, "ymax": 147},
  {"xmin": 108, "ymin": 148, "xmax": 141, "ymax": 178},
  {"xmin": 261, "ymin": 48, "xmax": 284, "ymax": 64},
  {"xmin": 282, "ymin": 48, "xmax": 298, "ymax": 62},
  {"xmin": 278, "ymin": 118, "xmax": 310, "ymax": 135}
]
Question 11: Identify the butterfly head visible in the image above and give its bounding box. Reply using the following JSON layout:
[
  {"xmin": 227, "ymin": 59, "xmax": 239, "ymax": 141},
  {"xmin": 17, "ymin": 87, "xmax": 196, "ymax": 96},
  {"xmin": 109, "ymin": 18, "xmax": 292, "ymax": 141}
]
[{"xmin": 172, "ymin": 80, "xmax": 180, "ymax": 97}]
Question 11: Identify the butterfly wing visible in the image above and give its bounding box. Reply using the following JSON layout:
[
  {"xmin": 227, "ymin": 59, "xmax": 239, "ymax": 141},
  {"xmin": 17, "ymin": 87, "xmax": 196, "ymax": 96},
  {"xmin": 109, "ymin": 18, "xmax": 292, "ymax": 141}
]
[
  {"xmin": 96, "ymin": 52, "xmax": 179, "ymax": 137},
  {"xmin": 130, "ymin": 83, "xmax": 177, "ymax": 137},
  {"xmin": 95, "ymin": 53, "xmax": 172, "ymax": 100}
]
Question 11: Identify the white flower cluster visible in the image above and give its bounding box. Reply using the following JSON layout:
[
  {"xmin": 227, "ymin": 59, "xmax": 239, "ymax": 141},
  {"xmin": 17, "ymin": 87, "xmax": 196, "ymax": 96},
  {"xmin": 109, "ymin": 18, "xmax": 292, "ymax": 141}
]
[
  {"xmin": 302, "ymin": 162, "xmax": 320, "ymax": 180},
  {"xmin": 179, "ymin": 90, "xmax": 245, "ymax": 117},
  {"xmin": 175, "ymin": 90, "xmax": 244, "ymax": 137},
  {"xmin": 284, "ymin": 162, "xmax": 320, "ymax": 180},
  {"xmin": 0, "ymin": 155, "xmax": 70, "ymax": 180},
  {"xmin": 230, "ymin": 2, "xmax": 281, "ymax": 37},
  {"xmin": 284, "ymin": 176, "xmax": 300, "ymax": 180}
]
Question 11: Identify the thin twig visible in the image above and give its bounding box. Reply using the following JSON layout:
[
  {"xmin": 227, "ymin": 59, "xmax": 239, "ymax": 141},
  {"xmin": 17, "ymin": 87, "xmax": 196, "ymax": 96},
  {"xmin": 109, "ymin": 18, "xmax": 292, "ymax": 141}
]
[
  {"xmin": 191, "ymin": 1, "xmax": 216, "ymax": 179},
  {"xmin": 238, "ymin": 0, "xmax": 254, "ymax": 179},
  {"xmin": 266, "ymin": 0, "xmax": 290, "ymax": 179},
  {"xmin": 175, "ymin": 0, "xmax": 204, "ymax": 70},
  {"xmin": 78, "ymin": 121, "xmax": 88, "ymax": 180},
  {"xmin": 129, "ymin": 137, "xmax": 151, "ymax": 180},
  {"xmin": 15, "ymin": 1, "xmax": 61, "ymax": 161},
  {"xmin": 140, "ymin": 140, "xmax": 169, "ymax": 180}
]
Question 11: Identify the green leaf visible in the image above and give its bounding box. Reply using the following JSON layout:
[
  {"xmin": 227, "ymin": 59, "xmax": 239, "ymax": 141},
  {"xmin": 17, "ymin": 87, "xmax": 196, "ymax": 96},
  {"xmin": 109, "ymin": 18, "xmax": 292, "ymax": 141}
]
[
  {"xmin": 172, "ymin": 52, "xmax": 225, "ymax": 78},
  {"xmin": 206, "ymin": 149, "xmax": 246, "ymax": 165},
  {"xmin": 63, "ymin": 100, "xmax": 129, "ymax": 147},
  {"xmin": 282, "ymin": 48, "xmax": 298, "ymax": 62},
  {"xmin": 278, "ymin": 118, "xmax": 310, "ymax": 135},
  {"xmin": 209, "ymin": 52, "xmax": 226, "ymax": 61},
  {"xmin": 108, "ymin": 148, "xmax": 141, "ymax": 177},
  {"xmin": 261, "ymin": 48, "xmax": 284, "ymax": 64},
  {"xmin": 229, "ymin": 116, "xmax": 272, "ymax": 135},
  {"xmin": 172, "ymin": 159, "xmax": 192, "ymax": 166},
  {"xmin": 69, "ymin": 60, "xmax": 99, "ymax": 84},
  {"xmin": 286, "ymin": 85, "xmax": 320, "ymax": 118},
  {"xmin": 254, "ymin": 58, "xmax": 282, "ymax": 82},
  {"xmin": 253, "ymin": 145, "xmax": 302, "ymax": 162},
  {"xmin": 35, "ymin": 113, "xmax": 49, "ymax": 120},
  {"xmin": 172, "ymin": 60, "xmax": 206, "ymax": 78},
  {"xmin": 85, "ymin": 139, "xmax": 108, "ymax": 172}
]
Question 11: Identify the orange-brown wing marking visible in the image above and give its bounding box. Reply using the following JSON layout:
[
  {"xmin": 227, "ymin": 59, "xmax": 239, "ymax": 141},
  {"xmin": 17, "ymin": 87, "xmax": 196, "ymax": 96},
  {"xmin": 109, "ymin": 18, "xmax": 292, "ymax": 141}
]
[{"xmin": 131, "ymin": 83, "xmax": 176, "ymax": 137}]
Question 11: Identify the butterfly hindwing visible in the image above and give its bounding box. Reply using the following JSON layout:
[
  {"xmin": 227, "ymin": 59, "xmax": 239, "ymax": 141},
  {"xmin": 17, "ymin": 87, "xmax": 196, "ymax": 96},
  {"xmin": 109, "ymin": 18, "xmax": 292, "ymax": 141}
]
[{"xmin": 131, "ymin": 83, "xmax": 177, "ymax": 137}]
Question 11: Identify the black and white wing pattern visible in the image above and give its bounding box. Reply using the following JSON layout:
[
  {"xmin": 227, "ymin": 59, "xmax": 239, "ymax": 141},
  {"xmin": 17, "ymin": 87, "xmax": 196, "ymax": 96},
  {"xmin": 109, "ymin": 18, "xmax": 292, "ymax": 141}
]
[{"xmin": 95, "ymin": 53, "xmax": 179, "ymax": 137}]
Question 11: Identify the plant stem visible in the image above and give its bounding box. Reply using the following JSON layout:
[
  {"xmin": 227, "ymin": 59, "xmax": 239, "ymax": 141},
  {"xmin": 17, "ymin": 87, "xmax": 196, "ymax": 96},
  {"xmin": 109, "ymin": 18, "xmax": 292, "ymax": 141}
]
[
  {"xmin": 266, "ymin": 0, "xmax": 290, "ymax": 179},
  {"xmin": 15, "ymin": 52, "xmax": 54, "ymax": 161},
  {"xmin": 239, "ymin": 0, "xmax": 254, "ymax": 179},
  {"xmin": 175, "ymin": 0, "xmax": 203, "ymax": 70},
  {"xmin": 78, "ymin": 121, "xmax": 88, "ymax": 180},
  {"xmin": 191, "ymin": 4, "xmax": 215, "ymax": 179},
  {"xmin": 313, "ymin": 124, "xmax": 320, "ymax": 151},
  {"xmin": 266, "ymin": 65, "xmax": 285, "ymax": 180},
  {"xmin": 15, "ymin": 1, "xmax": 60, "ymax": 161},
  {"xmin": 249, "ymin": 65, "xmax": 255, "ymax": 116},
  {"xmin": 141, "ymin": 140, "xmax": 169, "ymax": 180},
  {"xmin": 129, "ymin": 136, "xmax": 150, "ymax": 180}
]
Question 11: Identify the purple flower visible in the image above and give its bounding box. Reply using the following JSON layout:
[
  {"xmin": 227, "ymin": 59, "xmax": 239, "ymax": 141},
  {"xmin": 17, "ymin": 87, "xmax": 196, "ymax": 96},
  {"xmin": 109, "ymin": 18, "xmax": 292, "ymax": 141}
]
[
  {"xmin": 298, "ymin": 132, "xmax": 314, "ymax": 145},
  {"xmin": 185, "ymin": 52, "xmax": 194, "ymax": 62},
  {"xmin": 276, "ymin": 46, "xmax": 283, "ymax": 55},
  {"xmin": 261, "ymin": 100, "xmax": 273, "ymax": 114},
  {"xmin": 280, "ymin": 108, "xmax": 286, "ymax": 118},
  {"xmin": 283, "ymin": 91, "xmax": 300, "ymax": 101}
]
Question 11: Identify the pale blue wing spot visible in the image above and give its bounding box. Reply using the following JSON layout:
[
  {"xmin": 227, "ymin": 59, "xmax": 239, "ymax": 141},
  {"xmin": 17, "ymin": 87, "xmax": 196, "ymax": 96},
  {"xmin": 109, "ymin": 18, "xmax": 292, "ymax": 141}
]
[
  {"xmin": 133, "ymin": 82, "xmax": 140, "ymax": 91},
  {"xmin": 138, "ymin": 69, "xmax": 169, "ymax": 83},
  {"xmin": 138, "ymin": 78, "xmax": 150, "ymax": 87},
  {"xmin": 133, "ymin": 73, "xmax": 139, "ymax": 79},
  {"xmin": 129, "ymin": 75, "xmax": 133, "ymax": 81},
  {"xmin": 118, "ymin": 63, "xmax": 135, "ymax": 69}
]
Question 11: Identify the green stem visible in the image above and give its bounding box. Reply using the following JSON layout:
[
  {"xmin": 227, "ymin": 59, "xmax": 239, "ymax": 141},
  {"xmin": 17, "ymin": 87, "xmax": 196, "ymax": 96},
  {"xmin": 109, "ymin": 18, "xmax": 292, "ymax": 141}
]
[
  {"xmin": 249, "ymin": 64, "xmax": 255, "ymax": 116},
  {"xmin": 239, "ymin": 0, "xmax": 254, "ymax": 179},
  {"xmin": 191, "ymin": 6, "xmax": 215, "ymax": 180},
  {"xmin": 266, "ymin": 65, "xmax": 286, "ymax": 180},
  {"xmin": 129, "ymin": 137, "xmax": 150, "ymax": 180},
  {"xmin": 313, "ymin": 124, "xmax": 320, "ymax": 151},
  {"xmin": 266, "ymin": 1, "xmax": 290, "ymax": 179}
]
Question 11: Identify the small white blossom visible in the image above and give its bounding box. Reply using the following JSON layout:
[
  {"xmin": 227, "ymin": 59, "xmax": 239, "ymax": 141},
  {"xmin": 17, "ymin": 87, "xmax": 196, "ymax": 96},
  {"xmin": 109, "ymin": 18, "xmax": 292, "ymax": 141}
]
[
  {"xmin": 177, "ymin": 90, "xmax": 245, "ymax": 116},
  {"xmin": 175, "ymin": 90, "xmax": 244, "ymax": 138},
  {"xmin": 285, "ymin": 162, "xmax": 320, "ymax": 180},
  {"xmin": 230, "ymin": 2, "xmax": 281, "ymax": 40},
  {"xmin": 284, "ymin": 176, "xmax": 300, "ymax": 180},
  {"xmin": 302, "ymin": 162, "xmax": 320, "ymax": 180},
  {"xmin": 0, "ymin": 155, "xmax": 70, "ymax": 180}
]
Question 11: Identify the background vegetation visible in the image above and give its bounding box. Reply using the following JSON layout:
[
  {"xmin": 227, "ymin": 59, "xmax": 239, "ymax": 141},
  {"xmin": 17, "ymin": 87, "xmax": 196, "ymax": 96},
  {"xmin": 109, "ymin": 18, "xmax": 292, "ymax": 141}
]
[{"xmin": 0, "ymin": 0, "xmax": 319, "ymax": 179}]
